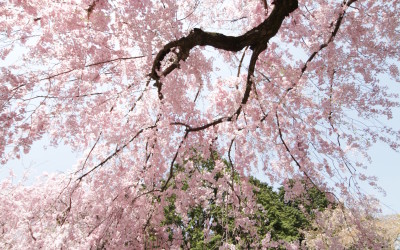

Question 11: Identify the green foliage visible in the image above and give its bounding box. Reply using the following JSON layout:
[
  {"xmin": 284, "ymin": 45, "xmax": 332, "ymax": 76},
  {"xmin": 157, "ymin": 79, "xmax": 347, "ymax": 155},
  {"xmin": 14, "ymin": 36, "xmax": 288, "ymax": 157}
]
[
  {"xmin": 159, "ymin": 155, "xmax": 332, "ymax": 249},
  {"xmin": 250, "ymin": 177, "xmax": 309, "ymax": 243}
]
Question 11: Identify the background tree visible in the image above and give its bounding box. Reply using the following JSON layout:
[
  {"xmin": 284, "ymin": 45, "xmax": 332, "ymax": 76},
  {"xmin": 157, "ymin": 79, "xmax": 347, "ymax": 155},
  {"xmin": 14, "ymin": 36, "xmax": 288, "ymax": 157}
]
[
  {"xmin": 0, "ymin": 0, "xmax": 399, "ymax": 248},
  {"xmin": 159, "ymin": 155, "xmax": 333, "ymax": 249}
]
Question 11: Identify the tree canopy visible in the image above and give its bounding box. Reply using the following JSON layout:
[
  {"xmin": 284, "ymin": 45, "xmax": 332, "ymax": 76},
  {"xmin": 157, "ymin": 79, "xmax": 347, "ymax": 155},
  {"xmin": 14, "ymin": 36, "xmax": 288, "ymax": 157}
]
[{"xmin": 0, "ymin": 0, "xmax": 399, "ymax": 248}]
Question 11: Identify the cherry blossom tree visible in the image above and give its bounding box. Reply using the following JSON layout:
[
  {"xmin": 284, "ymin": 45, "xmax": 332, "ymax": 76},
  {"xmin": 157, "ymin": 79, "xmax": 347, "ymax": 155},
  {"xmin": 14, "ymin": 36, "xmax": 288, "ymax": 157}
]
[{"xmin": 0, "ymin": 0, "xmax": 399, "ymax": 248}]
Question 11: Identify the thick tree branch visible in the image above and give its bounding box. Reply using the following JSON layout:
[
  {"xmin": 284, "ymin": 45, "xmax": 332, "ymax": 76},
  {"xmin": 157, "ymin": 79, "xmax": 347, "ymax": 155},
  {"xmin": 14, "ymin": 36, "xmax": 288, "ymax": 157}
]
[
  {"xmin": 150, "ymin": 0, "xmax": 298, "ymax": 101},
  {"xmin": 236, "ymin": 46, "xmax": 248, "ymax": 78}
]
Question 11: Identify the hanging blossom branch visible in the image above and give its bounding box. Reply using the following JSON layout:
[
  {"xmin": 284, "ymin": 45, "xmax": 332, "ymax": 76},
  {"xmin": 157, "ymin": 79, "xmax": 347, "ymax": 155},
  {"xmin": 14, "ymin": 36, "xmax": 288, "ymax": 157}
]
[
  {"xmin": 300, "ymin": 0, "xmax": 358, "ymax": 76},
  {"xmin": 275, "ymin": 109, "xmax": 340, "ymax": 202},
  {"xmin": 268, "ymin": 1, "xmax": 359, "ymax": 184},
  {"xmin": 77, "ymin": 124, "xmax": 157, "ymax": 180},
  {"xmin": 39, "ymin": 55, "xmax": 148, "ymax": 82},
  {"xmin": 275, "ymin": 111, "xmax": 318, "ymax": 187},
  {"xmin": 275, "ymin": 0, "xmax": 358, "ymax": 104}
]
